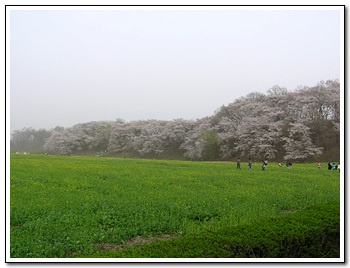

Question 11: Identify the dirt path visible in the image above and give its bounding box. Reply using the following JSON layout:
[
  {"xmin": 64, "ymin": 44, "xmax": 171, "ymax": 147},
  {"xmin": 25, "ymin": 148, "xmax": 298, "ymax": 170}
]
[{"xmin": 97, "ymin": 234, "xmax": 179, "ymax": 252}]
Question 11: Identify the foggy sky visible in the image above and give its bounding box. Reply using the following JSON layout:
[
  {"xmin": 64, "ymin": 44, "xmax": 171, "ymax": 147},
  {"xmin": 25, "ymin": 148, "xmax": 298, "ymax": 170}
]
[{"xmin": 9, "ymin": 7, "xmax": 341, "ymax": 132}]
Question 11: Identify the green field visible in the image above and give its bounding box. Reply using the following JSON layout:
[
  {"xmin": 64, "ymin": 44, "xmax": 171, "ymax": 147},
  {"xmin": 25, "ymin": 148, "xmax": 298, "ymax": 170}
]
[{"xmin": 10, "ymin": 155, "xmax": 340, "ymax": 258}]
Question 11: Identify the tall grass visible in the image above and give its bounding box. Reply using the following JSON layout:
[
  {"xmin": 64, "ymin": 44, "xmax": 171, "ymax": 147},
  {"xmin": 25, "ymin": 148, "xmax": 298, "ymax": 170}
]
[{"xmin": 10, "ymin": 155, "xmax": 340, "ymax": 258}]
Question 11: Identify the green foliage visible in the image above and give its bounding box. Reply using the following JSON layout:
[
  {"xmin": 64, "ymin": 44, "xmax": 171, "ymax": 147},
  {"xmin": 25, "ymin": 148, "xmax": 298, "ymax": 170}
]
[
  {"xmin": 94, "ymin": 202, "xmax": 339, "ymax": 258},
  {"xmin": 10, "ymin": 128, "xmax": 51, "ymax": 153},
  {"xmin": 199, "ymin": 130, "xmax": 220, "ymax": 160},
  {"xmin": 10, "ymin": 155, "xmax": 340, "ymax": 258}
]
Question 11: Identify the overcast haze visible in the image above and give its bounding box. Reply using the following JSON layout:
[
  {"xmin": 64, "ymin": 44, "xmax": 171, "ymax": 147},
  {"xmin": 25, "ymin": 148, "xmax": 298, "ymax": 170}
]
[{"xmin": 9, "ymin": 8, "xmax": 341, "ymax": 132}]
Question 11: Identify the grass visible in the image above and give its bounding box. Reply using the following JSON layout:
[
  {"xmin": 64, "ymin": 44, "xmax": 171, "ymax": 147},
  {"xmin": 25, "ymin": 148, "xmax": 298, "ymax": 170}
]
[
  {"xmin": 85, "ymin": 201, "xmax": 340, "ymax": 258},
  {"xmin": 9, "ymin": 154, "xmax": 340, "ymax": 258}
]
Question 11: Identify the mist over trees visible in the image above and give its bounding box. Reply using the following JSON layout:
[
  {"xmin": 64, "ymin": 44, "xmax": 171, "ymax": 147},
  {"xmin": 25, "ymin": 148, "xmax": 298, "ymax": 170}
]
[{"xmin": 10, "ymin": 80, "xmax": 340, "ymax": 162}]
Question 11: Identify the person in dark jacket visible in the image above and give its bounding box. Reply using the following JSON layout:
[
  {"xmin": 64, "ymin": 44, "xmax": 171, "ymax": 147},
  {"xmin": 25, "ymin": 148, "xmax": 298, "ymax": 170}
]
[
  {"xmin": 262, "ymin": 159, "xmax": 268, "ymax": 171},
  {"xmin": 237, "ymin": 158, "xmax": 241, "ymax": 170},
  {"xmin": 328, "ymin": 162, "xmax": 332, "ymax": 170}
]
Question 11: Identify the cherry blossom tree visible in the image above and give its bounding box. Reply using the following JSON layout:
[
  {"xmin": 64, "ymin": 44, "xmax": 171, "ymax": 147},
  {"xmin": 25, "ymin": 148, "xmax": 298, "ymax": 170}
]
[
  {"xmin": 282, "ymin": 123, "xmax": 323, "ymax": 160},
  {"xmin": 32, "ymin": 79, "xmax": 341, "ymax": 161}
]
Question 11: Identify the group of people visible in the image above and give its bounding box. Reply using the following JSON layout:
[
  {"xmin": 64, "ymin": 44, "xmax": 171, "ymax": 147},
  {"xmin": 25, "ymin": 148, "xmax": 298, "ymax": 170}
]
[
  {"xmin": 278, "ymin": 161, "xmax": 293, "ymax": 168},
  {"xmin": 236, "ymin": 158, "xmax": 254, "ymax": 170},
  {"xmin": 237, "ymin": 158, "xmax": 284, "ymax": 171},
  {"xmin": 244, "ymin": 158, "xmax": 294, "ymax": 171},
  {"xmin": 236, "ymin": 158, "xmax": 340, "ymax": 172},
  {"xmin": 322, "ymin": 162, "xmax": 340, "ymax": 171}
]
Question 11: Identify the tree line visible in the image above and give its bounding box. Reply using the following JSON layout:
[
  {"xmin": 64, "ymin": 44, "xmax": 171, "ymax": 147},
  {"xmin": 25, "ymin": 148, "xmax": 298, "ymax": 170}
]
[{"xmin": 10, "ymin": 80, "xmax": 340, "ymax": 162}]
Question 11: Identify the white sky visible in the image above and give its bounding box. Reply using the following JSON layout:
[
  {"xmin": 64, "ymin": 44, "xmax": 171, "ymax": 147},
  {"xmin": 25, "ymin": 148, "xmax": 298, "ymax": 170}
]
[{"xmin": 9, "ymin": 6, "xmax": 342, "ymax": 132}]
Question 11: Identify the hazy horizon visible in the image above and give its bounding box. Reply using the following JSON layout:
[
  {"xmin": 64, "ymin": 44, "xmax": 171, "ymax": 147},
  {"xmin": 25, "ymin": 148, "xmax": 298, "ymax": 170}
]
[{"xmin": 9, "ymin": 7, "xmax": 341, "ymax": 132}]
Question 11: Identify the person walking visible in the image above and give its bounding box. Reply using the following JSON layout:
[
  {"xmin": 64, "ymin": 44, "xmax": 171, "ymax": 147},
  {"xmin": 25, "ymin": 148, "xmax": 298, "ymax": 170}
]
[
  {"xmin": 248, "ymin": 158, "xmax": 252, "ymax": 170},
  {"xmin": 317, "ymin": 162, "xmax": 322, "ymax": 170},
  {"xmin": 262, "ymin": 159, "xmax": 268, "ymax": 171},
  {"xmin": 237, "ymin": 158, "xmax": 241, "ymax": 170}
]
